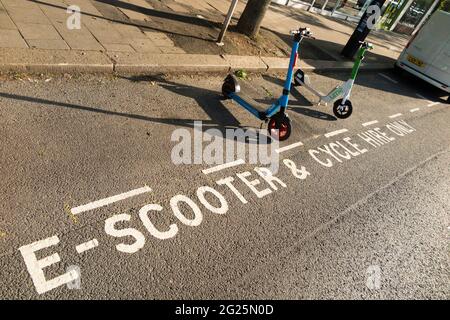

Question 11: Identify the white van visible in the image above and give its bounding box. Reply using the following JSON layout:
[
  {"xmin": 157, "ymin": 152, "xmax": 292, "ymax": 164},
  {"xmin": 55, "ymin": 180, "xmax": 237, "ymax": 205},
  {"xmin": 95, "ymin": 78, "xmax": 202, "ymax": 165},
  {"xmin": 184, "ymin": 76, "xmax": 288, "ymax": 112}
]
[{"xmin": 396, "ymin": 10, "xmax": 450, "ymax": 102}]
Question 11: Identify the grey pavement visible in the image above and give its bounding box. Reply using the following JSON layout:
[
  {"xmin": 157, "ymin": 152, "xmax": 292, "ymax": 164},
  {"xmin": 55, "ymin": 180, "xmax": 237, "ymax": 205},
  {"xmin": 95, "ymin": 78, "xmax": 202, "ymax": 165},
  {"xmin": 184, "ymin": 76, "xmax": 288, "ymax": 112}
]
[
  {"xmin": 0, "ymin": 70, "xmax": 448, "ymax": 299},
  {"xmin": 0, "ymin": 0, "xmax": 408, "ymax": 73}
]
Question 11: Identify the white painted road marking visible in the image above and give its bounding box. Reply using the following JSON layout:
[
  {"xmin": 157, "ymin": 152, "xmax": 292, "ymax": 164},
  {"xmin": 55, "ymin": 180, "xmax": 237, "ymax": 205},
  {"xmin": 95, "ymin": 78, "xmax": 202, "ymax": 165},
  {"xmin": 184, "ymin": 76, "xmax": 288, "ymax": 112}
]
[
  {"xmin": 415, "ymin": 93, "xmax": 432, "ymax": 103},
  {"xmin": 427, "ymin": 102, "xmax": 440, "ymax": 107},
  {"xmin": 378, "ymin": 73, "xmax": 399, "ymax": 84},
  {"xmin": 75, "ymin": 239, "xmax": 99, "ymax": 254},
  {"xmin": 362, "ymin": 120, "xmax": 379, "ymax": 127},
  {"xmin": 19, "ymin": 235, "xmax": 80, "ymax": 294},
  {"xmin": 324, "ymin": 129, "xmax": 349, "ymax": 138},
  {"xmin": 415, "ymin": 93, "xmax": 426, "ymax": 99},
  {"xmin": 71, "ymin": 186, "xmax": 152, "ymax": 215},
  {"xmin": 389, "ymin": 113, "xmax": 402, "ymax": 119},
  {"xmin": 202, "ymin": 159, "xmax": 245, "ymax": 175},
  {"xmin": 275, "ymin": 141, "xmax": 304, "ymax": 153},
  {"xmin": 410, "ymin": 108, "xmax": 420, "ymax": 113}
]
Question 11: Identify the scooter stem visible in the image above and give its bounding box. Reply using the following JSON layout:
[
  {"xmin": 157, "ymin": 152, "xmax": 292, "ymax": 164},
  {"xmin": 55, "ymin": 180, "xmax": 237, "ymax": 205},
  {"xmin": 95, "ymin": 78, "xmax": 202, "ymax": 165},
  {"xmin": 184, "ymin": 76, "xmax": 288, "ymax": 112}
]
[
  {"xmin": 350, "ymin": 46, "xmax": 367, "ymax": 80},
  {"xmin": 280, "ymin": 38, "xmax": 301, "ymax": 108}
]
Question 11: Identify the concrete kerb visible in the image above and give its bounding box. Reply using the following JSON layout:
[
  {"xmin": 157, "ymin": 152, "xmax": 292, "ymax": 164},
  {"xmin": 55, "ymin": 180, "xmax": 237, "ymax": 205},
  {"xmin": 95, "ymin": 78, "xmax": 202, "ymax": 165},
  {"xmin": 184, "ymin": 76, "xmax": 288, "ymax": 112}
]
[
  {"xmin": 0, "ymin": 49, "xmax": 393, "ymax": 75},
  {"xmin": 108, "ymin": 52, "xmax": 231, "ymax": 74},
  {"xmin": 0, "ymin": 48, "xmax": 113, "ymax": 73}
]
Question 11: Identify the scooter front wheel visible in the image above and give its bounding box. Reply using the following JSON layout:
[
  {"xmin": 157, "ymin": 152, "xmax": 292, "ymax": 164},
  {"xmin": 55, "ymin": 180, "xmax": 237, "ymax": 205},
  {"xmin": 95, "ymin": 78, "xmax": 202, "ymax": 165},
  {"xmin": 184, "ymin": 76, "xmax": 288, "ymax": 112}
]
[
  {"xmin": 268, "ymin": 114, "xmax": 292, "ymax": 141},
  {"xmin": 333, "ymin": 99, "xmax": 353, "ymax": 119}
]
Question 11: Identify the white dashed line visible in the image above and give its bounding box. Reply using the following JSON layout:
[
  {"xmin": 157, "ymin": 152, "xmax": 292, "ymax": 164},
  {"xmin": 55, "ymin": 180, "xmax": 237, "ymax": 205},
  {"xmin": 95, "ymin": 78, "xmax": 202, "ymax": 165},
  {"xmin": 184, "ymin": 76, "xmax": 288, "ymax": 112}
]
[
  {"xmin": 410, "ymin": 108, "xmax": 420, "ymax": 113},
  {"xmin": 275, "ymin": 141, "xmax": 304, "ymax": 153},
  {"xmin": 415, "ymin": 93, "xmax": 429, "ymax": 101},
  {"xmin": 378, "ymin": 73, "xmax": 399, "ymax": 84},
  {"xmin": 324, "ymin": 129, "xmax": 348, "ymax": 138},
  {"xmin": 362, "ymin": 120, "xmax": 379, "ymax": 127},
  {"xmin": 389, "ymin": 113, "xmax": 402, "ymax": 119},
  {"xmin": 71, "ymin": 186, "xmax": 152, "ymax": 215},
  {"xmin": 427, "ymin": 102, "xmax": 440, "ymax": 107},
  {"xmin": 76, "ymin": 239, "xmax": 99, "ymax": 254},
  {"xmin": 202, "ymin": 159, "xmax": 245, "ymax": 175}
]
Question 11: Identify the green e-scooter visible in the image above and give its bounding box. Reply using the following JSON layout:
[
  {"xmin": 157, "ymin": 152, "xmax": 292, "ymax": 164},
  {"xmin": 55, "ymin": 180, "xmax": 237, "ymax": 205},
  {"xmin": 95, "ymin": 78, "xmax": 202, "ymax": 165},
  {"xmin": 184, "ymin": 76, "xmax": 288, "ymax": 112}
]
[{"xmin": 293, "ymin": 41, "xmax": 373, "ymax": 119}]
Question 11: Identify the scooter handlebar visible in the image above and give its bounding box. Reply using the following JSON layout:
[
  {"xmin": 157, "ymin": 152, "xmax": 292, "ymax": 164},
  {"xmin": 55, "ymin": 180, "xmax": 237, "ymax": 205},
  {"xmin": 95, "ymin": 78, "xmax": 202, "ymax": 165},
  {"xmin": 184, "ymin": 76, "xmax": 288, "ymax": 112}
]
[
  {"xmin": 290, "ymin": 27, "xmax": 314, "ymax": 39},
  {"xmin": 359, "ymin": 41, "xmax": 374, "ymax": 50}
]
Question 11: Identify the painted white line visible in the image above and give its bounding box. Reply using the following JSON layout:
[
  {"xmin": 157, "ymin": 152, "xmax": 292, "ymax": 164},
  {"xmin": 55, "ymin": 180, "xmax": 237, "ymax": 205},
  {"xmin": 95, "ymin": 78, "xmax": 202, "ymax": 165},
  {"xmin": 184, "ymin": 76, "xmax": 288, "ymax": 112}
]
[
  {"xmin": 324, "ymin": 128, "xmax": 348, "ymax": 138},
  {"xmin": 378, "ymin": 73, "xmax": 399, "ymax": 84},
  {"xmin": 71, "ymin": 186, "xmax": 152, "ymax": 215},
  {"xmin": 76, "ymin": 239, "xmax": 99, "ymax": 254},
  {"xmin": 415, "ymin": 93, "xmax": 429, "ymax": 101},
  {"xmin": 202, "ymin": 159, "xmax": 245, "ymax": 175},
  {"xmin": 410, "ymin": 108, "xmax": 420, "ymax": 113},
  {"xmin": 427, "ymin": 102, "xmax": 440, "ymax": 107},
  {"xmin": 275, "ymin": 141, "xmax": 304, "ymax": 153},
  {"xmin": 362, "ymin": 120, "xmax": 379, "ymax": 127},
  {"xmin": 389, "ymin": 113, "xmax": 402, "ymax": 119}
]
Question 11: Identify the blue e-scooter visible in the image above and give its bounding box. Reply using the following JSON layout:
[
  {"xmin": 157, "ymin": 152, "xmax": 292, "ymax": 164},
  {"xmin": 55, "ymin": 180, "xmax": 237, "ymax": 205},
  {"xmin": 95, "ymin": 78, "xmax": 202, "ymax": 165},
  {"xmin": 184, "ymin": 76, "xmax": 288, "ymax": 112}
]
[{"xmin": 221, "ymin": 27, "xmax": 314, "ymax": 141}]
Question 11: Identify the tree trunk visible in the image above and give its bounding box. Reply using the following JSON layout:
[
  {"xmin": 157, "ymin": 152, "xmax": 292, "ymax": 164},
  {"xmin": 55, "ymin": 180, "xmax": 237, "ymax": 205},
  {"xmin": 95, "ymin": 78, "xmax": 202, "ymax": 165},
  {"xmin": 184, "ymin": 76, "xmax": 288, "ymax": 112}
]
[{"xmin": 236, "ymin": 0, "xmax": 272, "ymax": 38}]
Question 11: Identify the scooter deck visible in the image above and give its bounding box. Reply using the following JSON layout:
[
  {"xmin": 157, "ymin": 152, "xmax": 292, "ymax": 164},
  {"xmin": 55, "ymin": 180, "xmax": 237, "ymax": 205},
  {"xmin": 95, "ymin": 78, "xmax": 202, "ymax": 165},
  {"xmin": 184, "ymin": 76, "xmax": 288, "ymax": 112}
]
[{"xmin": 231, "ymin": 79, "xmax": 272, "ymax": 120}]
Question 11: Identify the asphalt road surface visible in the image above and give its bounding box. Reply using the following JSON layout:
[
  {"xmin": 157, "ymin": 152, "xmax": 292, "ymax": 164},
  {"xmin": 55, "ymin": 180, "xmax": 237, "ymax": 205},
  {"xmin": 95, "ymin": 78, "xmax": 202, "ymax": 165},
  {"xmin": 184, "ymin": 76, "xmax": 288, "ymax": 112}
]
[{"xmin": 0, "ymin": 70, "xmax": 449, "ymax": 299}]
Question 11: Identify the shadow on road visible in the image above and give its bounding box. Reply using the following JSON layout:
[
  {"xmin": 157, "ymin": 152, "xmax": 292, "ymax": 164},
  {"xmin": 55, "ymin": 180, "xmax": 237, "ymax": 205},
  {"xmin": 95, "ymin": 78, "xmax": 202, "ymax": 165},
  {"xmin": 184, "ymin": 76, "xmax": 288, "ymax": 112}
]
[{"xmin": 0, "ymin": 77, "xmax": 274, "ymax": 145}]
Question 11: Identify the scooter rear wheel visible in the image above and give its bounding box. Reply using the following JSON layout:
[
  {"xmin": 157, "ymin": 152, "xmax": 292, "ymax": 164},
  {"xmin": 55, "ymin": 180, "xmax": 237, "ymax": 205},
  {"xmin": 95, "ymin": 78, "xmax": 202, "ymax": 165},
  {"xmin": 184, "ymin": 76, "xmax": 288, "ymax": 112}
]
[
  {"xmin": 268, "ymin": 114, "xmax": 292, "ymax": 141},
  {"xmin": 222, "ymin": 78, "xmax": 235, "ymax": 98},
  {"xmin": 333, "ymin": 99, "xmax": 353, "ymax": 119}
]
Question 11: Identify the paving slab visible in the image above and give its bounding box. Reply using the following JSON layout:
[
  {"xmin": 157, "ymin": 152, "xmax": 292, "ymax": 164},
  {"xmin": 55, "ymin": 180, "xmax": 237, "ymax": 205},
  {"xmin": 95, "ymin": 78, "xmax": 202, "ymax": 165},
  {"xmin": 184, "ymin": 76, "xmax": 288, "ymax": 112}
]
[
  {"xmin": 65, "ymin": 0, "xmax": 103, "ymax": 16},
  {"xmin": 128, "ymin": 0, "xmax": 155, "ymax": 10},
  {"xmin": 6, "ymin": 6, "xmax": 51, "ymax": 25},
  {"xmin": 144, "ymin": 31, "xmax": 175, "ymax": 46},
  {"xmin": 113, "ymin": 22, "xmax": 148, "ymax": 39},
  {"xmin": 16, "ymin": 22, "xmax": 62, "ymax": 40},
  {"xmin": 0, "ymin": 12, "xmax": 16, "ymax": 29},
  {"xmin": 166, "ymin": 2, "xmax": 191, "ymax": 14},
  {"xmin": 101, "ymin": 43, "xmax": 135, "ymax": 52},
  {"xmin": 0, "ymin": 29, "xmax": 29, "ymax": 48},
  {"xmin": 1, "ymin": 0, "xmax": 39, "ymax": 9},
  {"xmin": 205, "ymin": 0, "xmax": 232, "ymax": 14},
  {"xmin": 178, "ymin": 0, "xmax": 213, "ymax": 12},
  {"xmin": 83, "ymin": 16, "xmax": 126, "ymax": 44},
  {"xmin": 52, "ymin": 20, "xmax": 105, "ymax": 51},
  {"xmin": 118, "ymin": 0, "xmax": 153, "ymax": 22},
  {"xmin": 128, "ymin": 38, "xmax": 162, "ymax": 53},
  {"xmin": 158, "ymin": 46, "xmax": 186, "ymax": 54},
  {"xmin": 37, "ymin": 0, "xmax": 69, "ymax": 20},
  {"xmin": 26, "ymin": 39, "xmax": 70, "ymax": 50}
]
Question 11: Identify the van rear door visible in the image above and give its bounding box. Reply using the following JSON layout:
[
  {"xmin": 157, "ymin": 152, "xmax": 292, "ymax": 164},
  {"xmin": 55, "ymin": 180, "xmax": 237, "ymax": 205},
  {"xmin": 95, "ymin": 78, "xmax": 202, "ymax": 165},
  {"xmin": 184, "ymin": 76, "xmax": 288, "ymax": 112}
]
[
  {"xmin": 404, "ymin": 10, "xmax": 449, "ymax": 74},
  {"xmin": 425, "ymin": 37, "xmax": 450, "ymax": 88}
]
